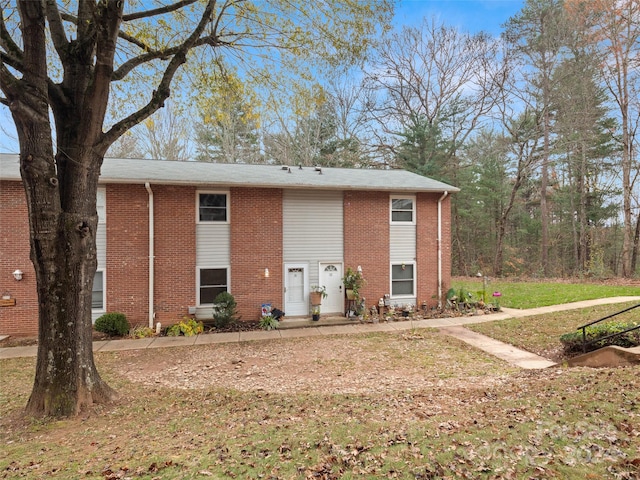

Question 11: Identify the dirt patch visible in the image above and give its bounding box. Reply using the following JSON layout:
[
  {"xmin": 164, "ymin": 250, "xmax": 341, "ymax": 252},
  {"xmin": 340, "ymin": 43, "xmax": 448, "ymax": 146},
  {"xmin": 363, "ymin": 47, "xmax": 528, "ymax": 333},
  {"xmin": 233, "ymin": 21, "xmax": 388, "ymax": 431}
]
[{"xmin": 116, "ymin": 330, "xmax": 517, "ymax": 395}]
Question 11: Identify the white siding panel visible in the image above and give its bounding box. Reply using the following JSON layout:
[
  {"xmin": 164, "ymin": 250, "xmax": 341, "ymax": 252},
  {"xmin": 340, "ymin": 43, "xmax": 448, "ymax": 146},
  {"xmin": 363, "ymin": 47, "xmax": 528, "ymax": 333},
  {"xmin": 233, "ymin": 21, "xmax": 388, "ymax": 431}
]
[
  {"xmin": 283, "ymin": 190, "xmax": 343, "ymax": 284},
  {"xmin": 390, "ymin": 224, "xmax": 416, "ymax": 262},
  {"xmin": 96, "ymin": 187, "xmax": 106, "ymax": 268},
  {"xmin": 95, "ymin": 224, "xmax": 106, "ymax": 268},
  {"xmin": 94, "ymin": 187, "xmax": 106, "ymax": 322},
  {"xmin": 196, "ymin": 224, "xmax": 230, "ymax": 265},
  {"xmin": 390, "ymin": 224, "xmax": 417, "ymax": 306}
]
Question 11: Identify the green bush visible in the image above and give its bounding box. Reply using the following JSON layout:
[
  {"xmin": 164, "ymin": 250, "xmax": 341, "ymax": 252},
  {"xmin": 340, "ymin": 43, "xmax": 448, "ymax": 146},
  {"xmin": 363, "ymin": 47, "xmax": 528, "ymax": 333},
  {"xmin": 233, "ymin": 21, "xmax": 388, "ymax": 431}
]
[
  {"xmin": 259, "ymin": 314, "xmax": 279, "ymax": 331},
  {"xmin": 94, "ymin": 312, "xmax": 129, "ymax": 337},
  {"xmin": 560, "ymin": 320, "xmax": 640, "ymax": 355},
  {"xmin": 166, "ymin": 317, "xmax": 204, "ymax": 337},
  {"xmin": 212, "ymin": 292, "xmax": 239, "ymax": 329}
]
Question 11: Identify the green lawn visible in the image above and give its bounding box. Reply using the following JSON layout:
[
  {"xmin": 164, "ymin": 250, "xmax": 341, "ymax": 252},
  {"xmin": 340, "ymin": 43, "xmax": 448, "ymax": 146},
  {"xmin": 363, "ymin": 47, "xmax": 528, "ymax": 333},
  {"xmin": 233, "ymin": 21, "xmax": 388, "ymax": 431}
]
[
  {"xmin": 469, "ymin": 301, "xmax": 640, "ymax": 361},
  {"xmin": 451, "ymin": 278, "xmax": 640, "ymax": 309}
]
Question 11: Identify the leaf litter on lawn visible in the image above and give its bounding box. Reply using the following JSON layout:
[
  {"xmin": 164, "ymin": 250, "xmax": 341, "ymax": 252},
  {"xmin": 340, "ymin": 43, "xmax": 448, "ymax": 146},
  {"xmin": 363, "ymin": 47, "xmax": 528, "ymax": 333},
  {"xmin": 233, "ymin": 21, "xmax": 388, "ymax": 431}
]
[{"xmin": 1, "ymin": 330, "xmax": 639, "ymax": 479}]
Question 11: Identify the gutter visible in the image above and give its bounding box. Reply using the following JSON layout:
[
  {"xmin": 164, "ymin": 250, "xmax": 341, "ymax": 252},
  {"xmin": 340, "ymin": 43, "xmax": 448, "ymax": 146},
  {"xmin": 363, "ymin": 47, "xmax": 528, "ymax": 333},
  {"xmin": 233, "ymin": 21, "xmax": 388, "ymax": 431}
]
[
  {"xmin": 145, "ymin": 182, "xmax": 155, "ymax": 329},
  {"xmin": 437, "ymin": 191, "xmax": 449, "ymax": 308}
]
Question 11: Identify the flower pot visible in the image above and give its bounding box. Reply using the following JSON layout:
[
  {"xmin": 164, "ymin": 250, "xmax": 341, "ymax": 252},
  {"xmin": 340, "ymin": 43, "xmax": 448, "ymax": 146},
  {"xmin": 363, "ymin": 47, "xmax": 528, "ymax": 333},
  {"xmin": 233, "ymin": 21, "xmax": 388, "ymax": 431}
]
[
  {"xmin": 312, "ymin": 313, "xmax": 320, "ymax": 321},
  {"xmin": 346, "ymin": 289, "xmax": 357, "ymax": 300},
  {"xmin": 310, "ymin": 291, "xmax": 323, "ymax": 305}
]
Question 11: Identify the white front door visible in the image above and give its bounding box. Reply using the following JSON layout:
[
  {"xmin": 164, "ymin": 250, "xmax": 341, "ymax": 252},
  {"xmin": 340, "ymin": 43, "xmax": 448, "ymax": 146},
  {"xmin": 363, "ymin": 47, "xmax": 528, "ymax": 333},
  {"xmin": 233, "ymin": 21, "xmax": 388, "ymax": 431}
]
[
  {"xmin": 284, "ymin": 263, "xmax": 308, "ymax": 316},
  {"xmin": 319, "ymin": 263, "xmax": 343, "ymax": 314}
]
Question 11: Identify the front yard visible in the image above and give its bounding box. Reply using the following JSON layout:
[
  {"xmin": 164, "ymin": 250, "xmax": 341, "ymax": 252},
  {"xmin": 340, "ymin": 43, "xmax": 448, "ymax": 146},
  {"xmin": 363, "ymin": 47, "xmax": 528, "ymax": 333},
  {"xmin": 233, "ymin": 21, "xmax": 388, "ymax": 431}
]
[{"xmin": 1, "ymin": 326, "xmax": 639, "ymax": 479}]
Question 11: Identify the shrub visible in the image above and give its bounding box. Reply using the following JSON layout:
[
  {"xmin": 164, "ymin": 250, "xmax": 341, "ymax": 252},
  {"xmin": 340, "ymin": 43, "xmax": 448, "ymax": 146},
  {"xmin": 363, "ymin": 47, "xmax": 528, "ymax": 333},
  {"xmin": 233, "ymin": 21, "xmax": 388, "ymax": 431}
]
[
  {"xmin": 446, "ymin": 287, "xmax": 476, "ymax": 311},
  {"xmin": 212, "ymin": 292, "xmax": 240, "ymax": 329},
  {"xmin": 94, "ymin": 312, "xmax": 129, "ymax": 337},
  {"xmin": 166, "ymin": 317, "xmax": 204, "ymax": 337},
  {"xmin": 128, "ymin": 325, "xmax": 156, "ymax": 339},
  {"xmin": 259, "ymin": 314, "xmax": 279, "ymax": 331},
  {"xmin": 560, "ymin": 320, "xmax": 640, "ymax": 355}
]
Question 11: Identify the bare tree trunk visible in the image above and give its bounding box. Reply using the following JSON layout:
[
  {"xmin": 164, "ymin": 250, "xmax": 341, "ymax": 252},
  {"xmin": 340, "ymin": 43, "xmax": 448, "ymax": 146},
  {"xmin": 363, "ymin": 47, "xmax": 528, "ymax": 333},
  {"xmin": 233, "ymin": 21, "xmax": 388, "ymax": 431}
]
[
  {"xmin": 621, "ymin": 122, "xmax": 634, "ymax": 276},
  {"xmin": 21, "ymin": 145, "xmax": 117, "ymax": 417},
  {"xmin": 631, "ymin": 212, "xmax": 640, "ymax": 273},
  {"xmin": 5, "ymin": 0, "xmax": 119, "ymax": 417},
  {"xmin": 540, "ymin": 104, "xmax": 550, "ymax": 276},
  {"xmin": 452, "ymin": 202, "xmax": 468, "ymax": 276}
]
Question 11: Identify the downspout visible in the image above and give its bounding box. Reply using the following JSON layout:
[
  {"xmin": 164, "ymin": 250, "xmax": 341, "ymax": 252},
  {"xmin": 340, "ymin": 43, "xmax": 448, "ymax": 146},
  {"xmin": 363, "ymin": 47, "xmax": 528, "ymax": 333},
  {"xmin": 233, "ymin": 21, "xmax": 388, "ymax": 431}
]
[
  {"xmin": 145, "ymin": 183, "xmax": 155, "ymax": 329},
  {"xmin": 437, "ymin": 191, "xmax": 449, "ymax": 308}
]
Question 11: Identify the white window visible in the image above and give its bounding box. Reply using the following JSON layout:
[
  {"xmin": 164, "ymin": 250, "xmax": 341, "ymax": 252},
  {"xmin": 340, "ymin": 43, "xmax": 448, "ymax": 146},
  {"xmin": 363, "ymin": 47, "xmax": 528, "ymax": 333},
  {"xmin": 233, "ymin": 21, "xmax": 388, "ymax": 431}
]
[
  {"xmin": 391, "ymin": 196, "xmax": 415, "ymax": 224},
  {"xmin": 92, "ymin": 271, "xmax": 105, "ymax": 310},
  {"xmin": 198, "ymin": 267, "xmax": 229, "ymax": 305},
  {"xmin": 97, "ymin": 187, "xmax": 106, "ymax": 224},
  {"xmin": 391, "ymin": 263, "xmax": 415, "ymax": 297},
  {"xmin": 197, "ymin": 192, "xmax": 229, "ymax": 223}
]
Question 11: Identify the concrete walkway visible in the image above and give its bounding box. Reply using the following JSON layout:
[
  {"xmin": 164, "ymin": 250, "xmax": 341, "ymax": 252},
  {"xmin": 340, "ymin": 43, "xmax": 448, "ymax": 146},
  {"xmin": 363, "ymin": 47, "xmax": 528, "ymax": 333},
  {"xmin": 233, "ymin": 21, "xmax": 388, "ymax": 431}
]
[
  {"xmin": 2, "ymin": 296, "xmax": 640, "ymax": 369},
  {"xmin": 439, "ymin": 325, "xmax": 557, "ymax": 369}
]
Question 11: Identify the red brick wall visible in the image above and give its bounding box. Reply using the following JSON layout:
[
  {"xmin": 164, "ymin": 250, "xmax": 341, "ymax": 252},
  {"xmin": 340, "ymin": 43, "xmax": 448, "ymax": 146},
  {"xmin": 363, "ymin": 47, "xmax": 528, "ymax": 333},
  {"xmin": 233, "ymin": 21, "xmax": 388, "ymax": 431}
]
[
  {"xmin": 0, "ymin": 181, "xmax": 38, "ymax": 335},
  {"xmin": 344, "ymin": 191, "xmax": 390, "ymax": 310},
  {"xmin": 2, "ymin": 179, "xmax": 453, "ymax": 335},
  {"xmin": 152, "ymin": 185, "xmax": 197, "ymax": 326},
  {"xmin": 230, "ymin": 188, "xmax": 283, "ymax": 321},
  {"xmin": 417, "ymin": 192, "xmax": 452, "ymax": 308},
  {"xmin": 106, "ymin": 184, "xmax": 150, "ymax": 327}
]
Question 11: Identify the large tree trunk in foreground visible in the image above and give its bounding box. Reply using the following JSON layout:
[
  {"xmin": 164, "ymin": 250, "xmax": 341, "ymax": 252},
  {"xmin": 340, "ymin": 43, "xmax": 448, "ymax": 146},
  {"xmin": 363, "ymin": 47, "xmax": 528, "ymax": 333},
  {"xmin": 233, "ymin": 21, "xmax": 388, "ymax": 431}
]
[
  {"xmin": 6, "ymin": 0, "xmax": 119, "ymax": 417},
  {"xmin": 20, "ymin": 146, "xmax": 117, "ymax": 416}
]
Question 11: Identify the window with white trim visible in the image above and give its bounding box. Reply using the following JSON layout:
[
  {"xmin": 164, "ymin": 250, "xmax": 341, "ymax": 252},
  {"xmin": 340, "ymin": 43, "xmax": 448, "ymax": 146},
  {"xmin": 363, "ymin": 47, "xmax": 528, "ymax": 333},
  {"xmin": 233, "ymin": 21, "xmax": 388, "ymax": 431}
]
[
  {"xmin": 92, "ymin": 271, "xmax": 104, "ymax": 310},
  {"xmin": 199, "ymin": 268, "xmax": 229, "ymax": 304},
  {"xmin": 391, "ymin": 196, "xmax": 415, "ymax": 224},
  {"xmin": 198, "ymin": 192, "xmax": 228, "ymax": 222},
  {"xmin": 391, "ymin": 263, "xmax": 415, "ymax": 297}
]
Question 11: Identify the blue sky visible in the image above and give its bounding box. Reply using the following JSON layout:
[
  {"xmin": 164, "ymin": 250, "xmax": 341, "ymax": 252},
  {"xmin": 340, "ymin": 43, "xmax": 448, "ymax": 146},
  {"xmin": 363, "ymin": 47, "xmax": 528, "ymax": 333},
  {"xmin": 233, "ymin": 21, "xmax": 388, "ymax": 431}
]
[
  {"xmin": 396, "ymin": 0, "xmax": 524, "ymax": 35},
  {"xmin": 0, "ymin": 0, "xmax": 526, "ymax": 153}
]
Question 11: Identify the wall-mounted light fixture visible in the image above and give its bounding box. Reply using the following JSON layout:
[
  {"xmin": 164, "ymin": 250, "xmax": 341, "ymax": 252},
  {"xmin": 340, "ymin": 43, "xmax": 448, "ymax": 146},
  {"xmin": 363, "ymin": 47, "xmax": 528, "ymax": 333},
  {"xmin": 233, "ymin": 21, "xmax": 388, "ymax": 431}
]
[
  {"xmin": 357, "ymin": 265, "xmax": 362, "ymax": 273},
  {"xmin": 264, "ymin": 268, "xmax": 270, "ymax": 278},
  {"xmin": 13, "ymin": 269, "xmax": 23, "ymax": 281}
]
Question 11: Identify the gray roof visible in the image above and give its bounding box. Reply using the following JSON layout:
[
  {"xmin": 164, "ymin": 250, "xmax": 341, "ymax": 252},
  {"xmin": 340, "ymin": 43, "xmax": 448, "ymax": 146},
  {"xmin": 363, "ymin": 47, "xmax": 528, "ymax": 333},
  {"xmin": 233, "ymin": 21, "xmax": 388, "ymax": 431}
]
[{"xmin": 0, "ymin": 153, "xmax": 458, "ymax": 193}]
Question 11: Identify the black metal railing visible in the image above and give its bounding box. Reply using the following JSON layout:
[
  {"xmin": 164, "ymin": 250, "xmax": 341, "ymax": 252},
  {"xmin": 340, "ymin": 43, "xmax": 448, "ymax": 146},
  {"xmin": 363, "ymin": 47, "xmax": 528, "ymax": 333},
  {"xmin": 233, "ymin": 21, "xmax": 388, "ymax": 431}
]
[{"xmin": 577, "ymin": 303, "xmax": 640, "ymax": 353}]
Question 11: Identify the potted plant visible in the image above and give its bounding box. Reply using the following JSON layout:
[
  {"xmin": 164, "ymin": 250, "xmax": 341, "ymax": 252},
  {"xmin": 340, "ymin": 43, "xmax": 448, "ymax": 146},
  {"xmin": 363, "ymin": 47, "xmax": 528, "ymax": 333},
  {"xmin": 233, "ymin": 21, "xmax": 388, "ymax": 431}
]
[
  {"xmin": 311, "ymin": 305, "xmax": 321, "ymax": 321},
  {"xmin": 342, "ymin": 267, "xmax": 365, "ymax": 300},
  {"xmin": 310, "ymin": 285, "xmax": 327, "ymax": 305}
]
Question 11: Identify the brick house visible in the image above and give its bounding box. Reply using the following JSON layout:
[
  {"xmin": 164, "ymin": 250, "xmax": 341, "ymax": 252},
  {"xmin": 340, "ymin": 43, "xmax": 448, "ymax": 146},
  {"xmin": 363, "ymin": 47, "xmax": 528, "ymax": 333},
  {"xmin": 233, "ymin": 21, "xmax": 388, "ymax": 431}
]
[{"xmin": 0, "ymin": 153, "xmax": 458, "ymax": 335}]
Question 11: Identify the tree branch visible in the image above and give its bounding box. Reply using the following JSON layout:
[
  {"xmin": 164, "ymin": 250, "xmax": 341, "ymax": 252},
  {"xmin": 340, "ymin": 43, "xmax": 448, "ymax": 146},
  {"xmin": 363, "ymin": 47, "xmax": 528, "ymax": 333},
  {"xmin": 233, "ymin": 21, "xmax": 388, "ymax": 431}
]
[
  {"xmin": 79, "ymin": 0, "xmax": 124, "ymax": 146},
  {"xmin": 122, "ymin": 0, "xmax": 199, "ymax": 21},
  {"xmin": 101, "ymin": 0, "xmax": 218, "ymax": 148},
  {"xmin": 112, "ymin": 35, "xmax": 230, "ymax": 81},
  {"xmin": 43, "ymin": 0, "xmax": 70, "ymax": 63},
  {"xmin": 0, "ymin": 8, "xmax": 24, "ymax": 65},
  {"xmin": 0, "ymin": 51, "xmax": 22, "ymax": 72}
]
